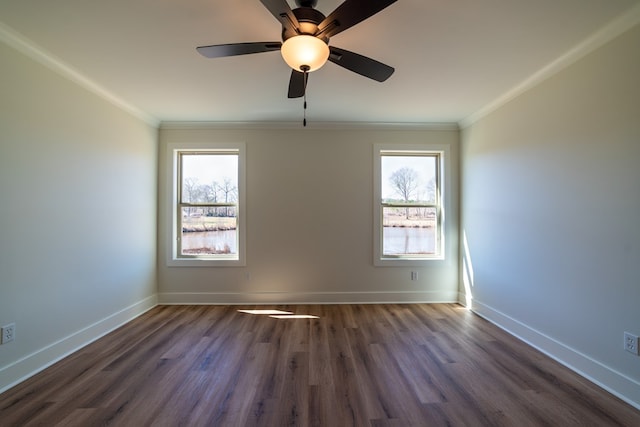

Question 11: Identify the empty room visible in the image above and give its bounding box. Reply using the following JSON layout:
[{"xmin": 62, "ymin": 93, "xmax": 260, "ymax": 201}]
[{"xmin": 1, "ymin": 1, "xmax": 639, "ymax": 425}]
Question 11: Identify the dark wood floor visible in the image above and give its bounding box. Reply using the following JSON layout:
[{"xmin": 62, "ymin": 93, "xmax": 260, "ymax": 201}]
[{"xmin": 1, "ymin": 304, "xmax": 639, "ymax": 426}]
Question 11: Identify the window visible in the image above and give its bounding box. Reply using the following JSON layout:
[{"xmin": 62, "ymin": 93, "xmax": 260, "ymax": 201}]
[
  {"xmin": 374, "ymin": 145, "xmax": 446, "ymax": 264},
  {"xmin": 167, "ymin": 142, "xmax": 245, "ymax": 266}
]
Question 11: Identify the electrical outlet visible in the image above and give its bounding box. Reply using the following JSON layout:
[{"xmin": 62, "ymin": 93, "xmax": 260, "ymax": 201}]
[
  {"xmin": 1, "ymin": 323, "xmax": 15, "ymax": 344},
  {"xmin": 624, "ymin": 332, "xmax": 639, "ymax": 355},
  {"xmin": 411, "ymin": 271, "xmax": 418, "ymax": 281}
]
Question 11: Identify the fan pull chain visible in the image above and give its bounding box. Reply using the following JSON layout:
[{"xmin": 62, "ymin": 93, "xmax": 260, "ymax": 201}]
[{"xmin": 303, "ymin": 68, "xmax": 309, "ymax": 127}]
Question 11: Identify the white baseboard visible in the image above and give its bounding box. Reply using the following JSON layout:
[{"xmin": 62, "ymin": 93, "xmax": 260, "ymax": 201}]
[
  {"xmin": 158, "ymin": 290, "xmax": 459, "ymax": 305},
  {"xmin": 471, "ymin": 299, "xmax": 640, "ymax": 411},
  {"xmin": 0, "ymin": 295, "xmax": 158, "ymax": 394}
]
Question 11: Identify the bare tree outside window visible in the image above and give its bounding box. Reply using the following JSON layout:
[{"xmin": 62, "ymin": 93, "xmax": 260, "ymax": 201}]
[{"xmin": 389, "ymin": 166, "xmax": 419, "ymax": 218}]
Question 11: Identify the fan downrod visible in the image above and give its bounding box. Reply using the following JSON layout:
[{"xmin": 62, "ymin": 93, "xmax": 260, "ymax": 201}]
[{"xmin": 296, "ymin": 0, "xmax": 318, "ymax": 7}]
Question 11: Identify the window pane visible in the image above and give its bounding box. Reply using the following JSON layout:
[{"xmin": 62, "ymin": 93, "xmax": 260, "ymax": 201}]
[
  {"xmin": 381, "ymin": 155, "xmax": 437, "ymax": 203},
  {"xmin": 178, "ymin": 152, "xmax": 239, "ymax": 258},
  {"xmin": 181, "ymin": 154, "xmax": 238, "ymax": 204},
  {"xmin": 383, "ymin": 207, "xmax": 437, "ymax": 255},
  {"xmin": 181, "ymin": 207, "xmax": 237, "ymax": 255}
]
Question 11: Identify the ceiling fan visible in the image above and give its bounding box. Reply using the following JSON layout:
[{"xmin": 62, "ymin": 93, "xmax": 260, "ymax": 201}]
[{"xmin": 196, "ymin": 0, "xmax": 397, "ymax": 99}]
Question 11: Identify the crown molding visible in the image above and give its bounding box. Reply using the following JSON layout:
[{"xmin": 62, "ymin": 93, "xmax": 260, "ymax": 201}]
[
  {"xmin": 0, "ymin": 21, "xmax": 159, "ymax": 128},
  {"xmin": 159, "ymin": 121, "xmax": 459, "ymax": 131},
  {"xmin": 459, "ymin": 3, "xmax": 640, "ymax": 129}
]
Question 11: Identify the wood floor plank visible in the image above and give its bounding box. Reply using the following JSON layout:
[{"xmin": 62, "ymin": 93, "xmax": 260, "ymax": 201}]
[
  {"xmin": 326, "ymin": 308, "xmax": 374, "ymax": 426},
  {"xmin": 344, "ymin": 327, "xmax": 393, "ymax": 421},
  {"xmin": 1, "ymin": 304, "xmax": 639, "ymax": 426}
]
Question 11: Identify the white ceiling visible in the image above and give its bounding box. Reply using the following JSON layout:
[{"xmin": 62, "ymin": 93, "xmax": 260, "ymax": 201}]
[{"xmin": 1, "ymin": 0, "xmax": 639, "ymax": 126}]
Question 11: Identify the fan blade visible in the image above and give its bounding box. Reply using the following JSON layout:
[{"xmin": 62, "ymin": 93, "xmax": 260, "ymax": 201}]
[
  {"xmin": 288, "ymin": 70, "xmax": 307, "ymax": 98},
  {"xmin": 260, "ymin": 0, "xmax": 300, "ymax": 35},
  {"xmin": 328, "ymin": 46, "xmax": 394, "ymax": 82},
  {"xmin": 317, "ymin": 0, "xmax": 397, "ymax": 39},
  {"xmin": 197, "ymin": 42, "xmax": 282, "ymax": 58}
]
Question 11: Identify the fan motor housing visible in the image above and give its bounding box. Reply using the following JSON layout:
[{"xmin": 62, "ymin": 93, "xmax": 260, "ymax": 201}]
[{"xmin": 282, "ymin": 7, "xmax": 328, "ymax": 42}]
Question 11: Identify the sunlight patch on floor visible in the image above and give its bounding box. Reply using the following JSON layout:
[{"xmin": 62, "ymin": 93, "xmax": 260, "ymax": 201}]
[
  {"xmin": 238, "ymin": 309, "xmax": 319, "ymax": 319},
  {"xmin": 237, "ymin": 309, "xmax": 293, "ymax": 315},
  {"xmin": 269, "ymin": 314, "xmax": 320, "ymax": 319}
]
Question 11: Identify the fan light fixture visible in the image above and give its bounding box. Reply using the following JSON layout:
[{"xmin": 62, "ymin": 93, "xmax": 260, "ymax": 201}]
[{"xmin": 280, "ymin": 35, "xmax": 329, "ymax": 72}]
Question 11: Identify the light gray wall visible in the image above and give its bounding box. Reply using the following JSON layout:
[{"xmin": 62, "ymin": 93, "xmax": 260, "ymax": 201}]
[
  {"xmin": 158, "ymin": 126, "xmax": 459, "ymax": 304},
  {"xmin": 460, "ymin": 23, "xmax": 640, "ymax": 407},
  {"xmin": 0, "ymin": 41, "xmax": 158, "ymax": 391}
]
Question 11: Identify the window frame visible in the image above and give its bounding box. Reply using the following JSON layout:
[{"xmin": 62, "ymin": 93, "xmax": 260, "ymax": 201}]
[
  {"xmin": 373, "ymin": 143, "xmax": 448, "ymax": 266},
  {"xmin": 167, "ymin": 142, "xmax": 246, "ymax": 267}
]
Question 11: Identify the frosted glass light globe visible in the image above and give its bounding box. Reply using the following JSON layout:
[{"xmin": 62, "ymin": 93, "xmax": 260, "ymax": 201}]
[{"xmin": 281, "ymin": 35, "xmax": 330, "ymax": 72}]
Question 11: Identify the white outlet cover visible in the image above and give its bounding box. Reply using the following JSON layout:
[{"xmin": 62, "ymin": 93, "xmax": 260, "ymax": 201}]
[
  {"xmin": 1, "ymin": 323, "xmax": 15, "ymax": 344},
  {"xmin": 624, "ymin": 332, "xmax": 639, "ymax": 355}
]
